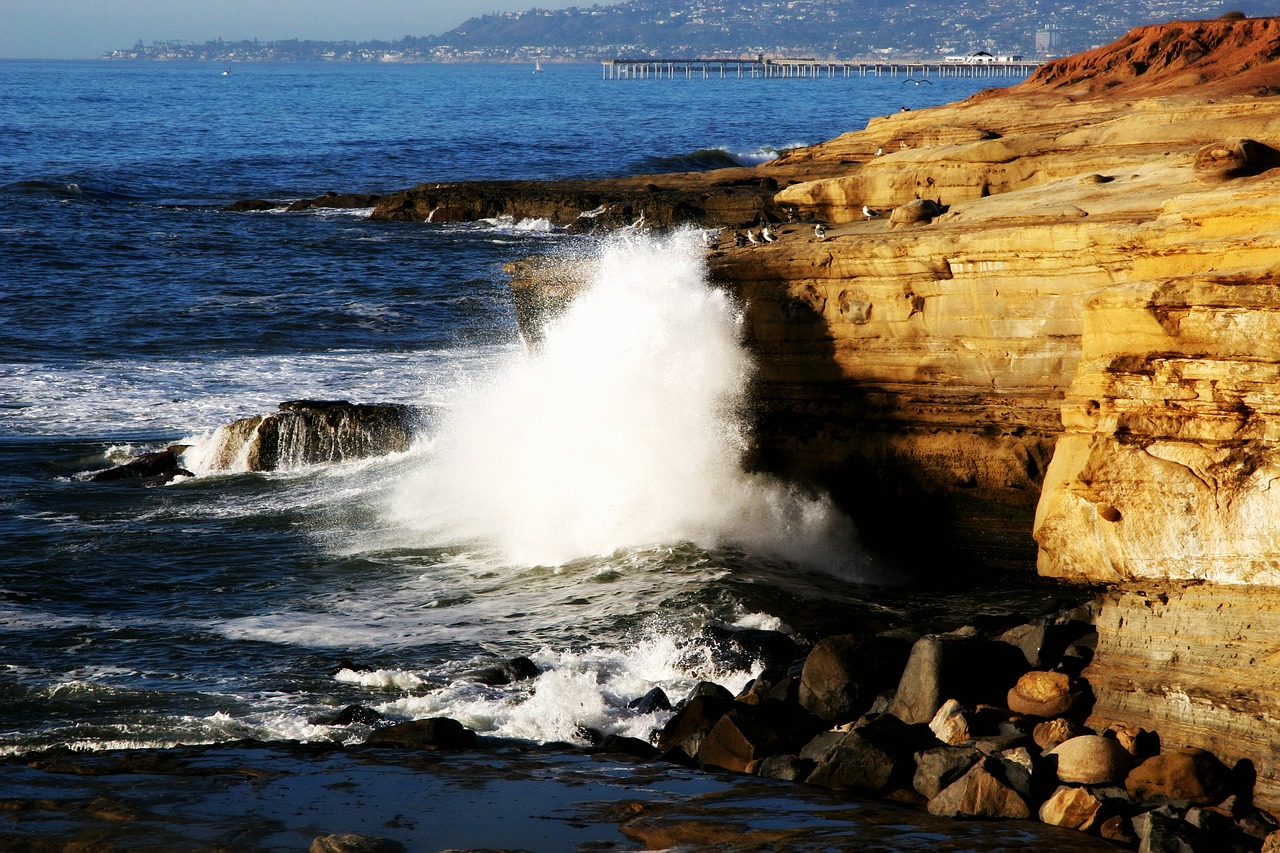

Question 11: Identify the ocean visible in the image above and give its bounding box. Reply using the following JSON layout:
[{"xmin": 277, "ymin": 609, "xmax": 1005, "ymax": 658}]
[{"xmin": 0, "ymin": 59, "xmax": 1084, "ymax": 849}]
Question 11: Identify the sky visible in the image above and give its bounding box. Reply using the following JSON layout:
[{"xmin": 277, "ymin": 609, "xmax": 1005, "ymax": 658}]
[{"xmin": 0, "ymin": 0, "xmax": 585, "ymax": 59}]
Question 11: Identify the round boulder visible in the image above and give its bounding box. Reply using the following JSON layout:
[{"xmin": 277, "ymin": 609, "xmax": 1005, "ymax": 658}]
[
  {"xmin": 1007, "ymin": 670, "xmax": 1075, "ymax": 718},
  {"xmin": 1126, "ymin": 747, "xmax": 1232, "ymax": 805},
  {"xmin": 888, "ymin": 198, "xmax": 944, "ymax": 228},
  {"xmin": 1048, "ymin": 734, "xmax": 1135, "ymax": 786}
]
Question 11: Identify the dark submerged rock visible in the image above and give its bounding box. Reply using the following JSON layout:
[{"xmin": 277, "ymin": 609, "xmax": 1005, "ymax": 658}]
[
  {"xmin": 471, "ymin": 656, "xmax": 540, "ymax": 686},
  {"xmin": 85, "ymin": 444, "xmax": 193, "ymax": 484},
  {"xmin": 595, "ymin": 734, "xmax": 659, "ymax": 759},
  {"xmin": 364, "ymin": 717, "xmax": 477, "ymax": 750},
  {"xmin": 628, "ymin": 687, "xmax": 672, "ymax": 714}
]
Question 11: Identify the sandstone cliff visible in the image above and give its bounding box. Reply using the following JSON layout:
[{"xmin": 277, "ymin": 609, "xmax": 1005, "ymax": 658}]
[{"xmin": 704, "ymin": 17, "xmax": 1280, "ymax": 577}]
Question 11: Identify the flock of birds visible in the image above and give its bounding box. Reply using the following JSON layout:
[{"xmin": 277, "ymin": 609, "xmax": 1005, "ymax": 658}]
[{"xmin": 715, "ymin": 202, "xmax": 888, "ymax": 249}]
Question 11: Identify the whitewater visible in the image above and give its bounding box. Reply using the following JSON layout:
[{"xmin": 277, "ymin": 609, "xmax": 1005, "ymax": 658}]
[{"xmin": 1, "ymin": 59, "xmax": 1003, "ymax": 760}]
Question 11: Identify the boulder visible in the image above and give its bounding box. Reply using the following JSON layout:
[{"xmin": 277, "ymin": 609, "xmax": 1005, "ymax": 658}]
[
  {"xmin": 696, "ymin": 705, "xmax": 789, "ymax": 773},
  {"xmin": 364, "ymin": 717, "xmax": 477, "ymax": 750},
  {"xmin": 1048, "ymin": 735, "xmax": 1135, "ymax": 786},
  {"xmin": 927, "ymin": 757, "xmax": 1032, "ymax": 820},
  {"xmin": 310, "ymin": 834, "xmax": 404, "ymax": 853},
  {"xmin": 1033, "ymin": 717, "xmax": 1091, "ymax": 752},
  {"xmin": 914, "ymin": 744, "xmax": 982, "ymax": 799},
  {"xmin": 655, "ymin": 695, "xmax": 734, "ymax": 757},
  {"xmin": 1100, "ymin": 814, "xmax": 1138, "ymax": 846},
  {"xmin": 628, "ymin": 687, "xmax": 672, "ymax": 714},
  {"xmin": 203, "ymin": 400, "xmax": 419, "ymax": 472},
  {"xmin": 682, "ymin": 681, "xmax": 735, "ymax": 705},
  {"xmin": 888, "ymin": 197, "xmax": 945, "ymax": 228},
  {"xmin": 596, "ymin": 734, "xmax": 659, "ymax": 759},
  {"xmin": 928, "ymin": 698, "xmax": 972, "ymax": 745},
  {"xmin": 756, "ymin": 754, "xmax": 814, "ymax": 782},
  {"xmin": 1108, "ymin": 723, "xmax": 1160, "ymax": 760},
  {"xmin": 1006, "ymin": 670, "xmax": 1077, "ymax": 718},
  {"xmin": 806, "ymin": 714, "xmax": 924, "ymax": 795},
  {"xmin": 1039, "ymin": 785, "xmax": 1104, "ymax": 830},
  {"xmin": 1132, "ymin": 809, "xmax": 1218, "ymax": 853},
  {"xmin": 471, "ymin": 656, "xmax": 540, "ymax": 686},
  {"xmin": 994, "ymin": 747, "xmax": 1037, "ymax": 801},
  {"xmin": 1127, "ymin": 749, "xmax": 1234, "ymax": 806},
  {"xmin": 798, "ymin": 634, "xmax": 910, "ymax": 723},
  {"xmin": 889, "ymin": 628, "xmax": 1024, "ymax": 725},
  {"xmin": 85, "ymin": 444, "xmax": 193, "ymax": 484}
]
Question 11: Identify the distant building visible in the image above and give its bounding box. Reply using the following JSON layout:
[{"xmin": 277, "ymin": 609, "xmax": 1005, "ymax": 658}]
[{"xmin": 1036, "ymin": 25, "xmax": 1065, "ymax": 56}]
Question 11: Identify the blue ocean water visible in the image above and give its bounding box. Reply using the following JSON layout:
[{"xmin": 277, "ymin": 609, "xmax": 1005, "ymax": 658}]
[{"xmin": 1, "ymin": 60, "xmax": 1024, "ymax": 764}]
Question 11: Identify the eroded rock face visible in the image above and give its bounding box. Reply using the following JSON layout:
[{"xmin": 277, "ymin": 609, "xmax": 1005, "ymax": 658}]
[
  {"xmin": 1033, "ymin": 276, "xmax": 1280, "ymax": 585},
  {"xmin": 1085, "ymin": 585, "xmax": 1280, "ymax": 806}
]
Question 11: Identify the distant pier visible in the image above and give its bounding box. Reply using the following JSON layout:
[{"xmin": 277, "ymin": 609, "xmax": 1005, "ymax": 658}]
[{"xmin": 601, "ymin": 56, "xmax": 1042, "ymax": 80}]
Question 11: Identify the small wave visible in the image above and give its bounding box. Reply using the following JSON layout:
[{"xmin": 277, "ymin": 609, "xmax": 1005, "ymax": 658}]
[
  {"xmin": 0, "ymin": 178, "xmax": 148, "ymax": 205},
  {"xmin": 634, "ymin": 144, "xmax": 801, "ymax": 174},
  {"xmin": 334, "ymin": 667, "xmax": 428, "ymax": 691},
  {"xmin": 478, "ymin": 214, "xmax": 558, "ymax": 233}
]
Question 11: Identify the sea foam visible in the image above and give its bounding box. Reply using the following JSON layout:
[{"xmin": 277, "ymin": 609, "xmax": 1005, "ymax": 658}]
[{"xmin": 387, "ymin": 230, "xmax": 866, "ymax": 575}]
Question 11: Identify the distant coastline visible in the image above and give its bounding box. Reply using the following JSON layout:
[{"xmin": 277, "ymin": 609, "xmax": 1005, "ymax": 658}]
[{"xmin": 101, "ymin": 0, "xmax": 1261, "ymax": 66}]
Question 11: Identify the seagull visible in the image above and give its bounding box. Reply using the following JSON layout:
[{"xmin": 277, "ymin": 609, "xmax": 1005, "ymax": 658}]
[
  {"xmin": 762, "ymin": 224, "xmax": 778, "ymax": 242},
  {"xmin": 903, "ymin": 78, "xmax": 933, "ymax": 85},
  {"xmin": 874, "ymin": 148, "xmax": 884, "ymax": 156},
  {"xmin": 747, "ymin": 229, "xmax": 762, "ymax": 246},
  {"xmin": 863, "ymin": 205, "xmax": 888, "ymax": 219},
  {"xmin": 733, "ymin": 231, "xmax": 747, "ymax": 247},
  {"xmin": 786, "ymin": 208, "xmax": 797, "ymax": 223},
  {"xmin": 814, "ymin": 223, "xmax": 826, "ymax": 240}
]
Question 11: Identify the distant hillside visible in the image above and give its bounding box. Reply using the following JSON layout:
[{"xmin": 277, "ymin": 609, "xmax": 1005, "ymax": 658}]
[
  {"xmin": 106, "ymin": 0, "xmax": 1273, "ymax": 63},
  {"xmin": 432, "ymin": 0, "xmax": 1271, "ymax": 59}
]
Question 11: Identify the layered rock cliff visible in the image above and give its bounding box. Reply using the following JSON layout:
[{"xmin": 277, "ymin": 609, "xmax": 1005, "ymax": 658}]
[{"xmin": 704, "ymin": 17, "xmax": 1280, "ymax": 577}]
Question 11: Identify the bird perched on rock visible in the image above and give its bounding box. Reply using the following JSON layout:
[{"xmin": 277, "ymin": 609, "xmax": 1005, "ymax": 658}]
[
  {"xmin": 762, "ymin": 224, "xmax": 778, "ymax": 242},
  {"xmin": 814, "ymin": 223, "xmax": 826, "ymax": 240},
  {"xmin": 747, "ymin": 229, "xmax": 762, "ymax": 246},
  {"xmin": 786, "ymin": 208, "xmax": 797, "ymax": 223}
]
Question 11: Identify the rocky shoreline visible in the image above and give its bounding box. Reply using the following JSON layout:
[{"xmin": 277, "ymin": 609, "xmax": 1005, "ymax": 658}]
[{"xmin": 3, "ymin": 592, "xmax": 1273, "ymax": 852}]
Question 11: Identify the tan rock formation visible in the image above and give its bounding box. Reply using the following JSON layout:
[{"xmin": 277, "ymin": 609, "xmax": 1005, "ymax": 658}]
[
  {"xmin": 1085, "ymin": 584, "xmax": 1280, "ymax": 805},
  {"xmin": 700, "ymin": 17, "xmax": 1280, "ymax": 571}
]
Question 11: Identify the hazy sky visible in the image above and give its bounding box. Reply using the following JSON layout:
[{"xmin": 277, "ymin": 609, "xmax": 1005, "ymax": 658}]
[{"xmin": 0, "ymin": 0, "xmax": 584, "ymax": 59}]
